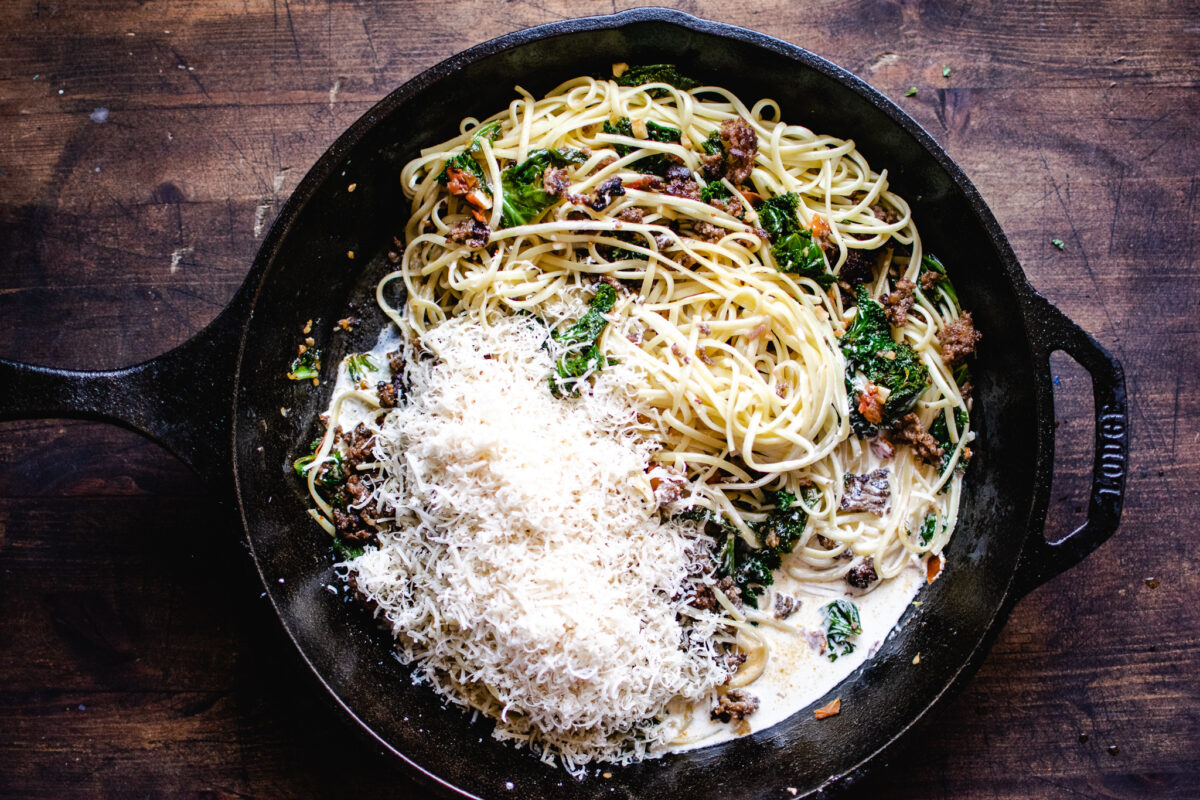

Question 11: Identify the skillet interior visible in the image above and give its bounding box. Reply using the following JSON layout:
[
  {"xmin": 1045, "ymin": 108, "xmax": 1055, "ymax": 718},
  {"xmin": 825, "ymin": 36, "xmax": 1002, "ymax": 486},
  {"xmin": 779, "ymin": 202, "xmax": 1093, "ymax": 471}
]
[{"xmin": 233, "ymin": 11, "xmax": 1041, "ymax": 799}]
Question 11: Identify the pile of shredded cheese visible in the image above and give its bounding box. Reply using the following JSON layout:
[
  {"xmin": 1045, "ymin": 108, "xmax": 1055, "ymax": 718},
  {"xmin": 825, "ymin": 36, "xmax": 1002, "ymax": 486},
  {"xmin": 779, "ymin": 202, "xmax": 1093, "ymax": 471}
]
[{"xmin": 347, "ymin": 315, "xmax": 731, "ymax": 771}]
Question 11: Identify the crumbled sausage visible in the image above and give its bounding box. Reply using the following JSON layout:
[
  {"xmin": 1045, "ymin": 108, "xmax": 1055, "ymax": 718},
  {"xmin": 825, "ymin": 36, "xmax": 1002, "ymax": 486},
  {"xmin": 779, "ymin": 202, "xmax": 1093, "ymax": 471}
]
[
  {"xmin": 542, "ymin": 166, "xmax": 570, "ymax": 197},
  {"xmin": 840, "ymin": 468, "xmax": 890, "ymax": 515},
  {"xmin": 691, "ymin": 576, "xmax": 742, "ymax": 611},
  {"xmin": 883, "ymin": 277, "xmax": 916, "ymax": 326},
  {"xmin": 616, "ymin": 206, "xmax": 646, "ymax": 224},
  {"xmin": 376, "ymin": 380, "xmax": 397, "ymax": 408},
  {"xmin": 721, "ymin": 649, "xmax": 748, "ymax": 676},
  {"xmin": 446, "ymin": 218, "xmax": 491, "ymax": 249},
  {"xmin": 871, "ymin": 203, "xmax": 900, "ymax": 224},
  {"xmin": 774, "ymin": 593, "xmax": 800, "ymax": 619},
  {"xmin": 938, "ymin": 312, "xmax": 981, "ymax": 366},
  {"xmin": 699, "ymin": 151, "xmax": 724, "ymax": 181},
  {"xmin": 846, "ymin": 556, "xmax": 879, "ymax": 589},
  {"xmin": 648, "ymin": 465, "xmax": 687, "ymax": 508},
  {"xmin": 920, "ymin": 269, "xmax": 942, "ymax": 292},
  {"xmin": 692, "ymin": 221, "xmax": 726, "ymax": 243},
  {"xmin": 711, "ymin": 688, "xmax": 760, "ymax": 723},
  {"xmin": 703, "ymin": 118, "xmax": 760, "ymax": 185},
  {"xmin": 709, "ymin": 194, "xmax": 744, "ymax": 219},
  {"xmin": 343, "ymin": 423, "xmax": 377, "ymax": 470},
  {"xmin": 884, "ymin": 412, "xmax": 944, "ymax": 464},
  {"xmin": 386, "ymin": 350, "xmax": 404, "ymax": 374},
  {"xmin": 663, "ymin": 164, "xmax": 700, "ymax": 201}
]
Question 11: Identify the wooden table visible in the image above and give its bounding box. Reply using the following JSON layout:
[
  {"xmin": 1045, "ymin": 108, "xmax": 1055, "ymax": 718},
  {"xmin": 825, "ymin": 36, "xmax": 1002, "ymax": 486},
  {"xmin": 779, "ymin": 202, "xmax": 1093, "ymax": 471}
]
[{"xmin": 1, "ymin": 2, "xmax": 1197, "ymax": 797}]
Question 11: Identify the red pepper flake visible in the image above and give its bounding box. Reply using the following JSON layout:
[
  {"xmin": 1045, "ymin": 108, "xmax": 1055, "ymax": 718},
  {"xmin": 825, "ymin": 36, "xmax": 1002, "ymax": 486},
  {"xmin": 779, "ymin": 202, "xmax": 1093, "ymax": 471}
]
[{"xmin": 814, "ymin": 697, "xmax": 841, "ymax": 719}]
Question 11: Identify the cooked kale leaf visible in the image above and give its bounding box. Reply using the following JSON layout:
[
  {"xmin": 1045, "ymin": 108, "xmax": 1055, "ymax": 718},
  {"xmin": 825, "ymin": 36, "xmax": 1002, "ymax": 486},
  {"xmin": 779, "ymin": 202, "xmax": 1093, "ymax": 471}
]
[
  {"xmin": 919, "ymin": 253, "xmax": 959, "ymax": 309},
  {"xmin": 602, "ymin": 117, "xmax": 682, "ymax": 176},
  {"xmin": 331, "ymin": 537, "xmax": 364, "ymax": 561},
  {"xmin": 700, "ymin": 180, "xmax": 731, "ymax": 204},
  {"xmin": 499, "ymin": 148, "xmax": 587, "ymax": 228},
  {"xmin": 700, "ymin": 129, "xmax": 723, "ymax": 156},
  {"xmin": 917, "ymin": 513, "xmax": 939, "ymax": 546},
  {"xmin": 822, "ymin": 599, "xmax": 862, "ymax": 661},
  {"xmin": 773, "ymin": 231, "xmax": 834, "ymax": 286},
  {"xmin": 757, "ymin": 193, "xmax": 836, "ymax": 285},
  {"xmin": 693, "ymin": 488, "xmax": 817, "ymax": 608},
  {"xmin": 549, "ymin": 283, "xmax": 617, "ymax": 396},
  {"xmin": 436, "ymin": 121, "xmax": 501, "ymax": 193},
  {"xmin": 929, "ymin": 406, "xmax": 971, "ymax": 479},
  {"xmin": 293, "ymin": 448, "xmax": 344, "ymax": 487},
  {"xmin": 614, "ymin": 64, "xmax": 698, "ymax": 96},
  {"xmin": 288, "ymin": 348, "xmax": 321, "ymax": 381},
  {"xmin": 757, "ymin": 192, "xmax": 802, "ymax": 240},
  {"xmin": 840, "ymin": 286, "xmax": 930, "ymax": 436}
]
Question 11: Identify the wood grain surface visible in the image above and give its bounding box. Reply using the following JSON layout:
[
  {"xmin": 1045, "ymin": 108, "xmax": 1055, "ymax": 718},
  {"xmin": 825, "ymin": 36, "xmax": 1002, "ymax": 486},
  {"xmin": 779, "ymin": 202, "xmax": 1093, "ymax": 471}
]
[{"xmin": 1, "ymin": 1, "xmax": 1197, "ymax": 798}]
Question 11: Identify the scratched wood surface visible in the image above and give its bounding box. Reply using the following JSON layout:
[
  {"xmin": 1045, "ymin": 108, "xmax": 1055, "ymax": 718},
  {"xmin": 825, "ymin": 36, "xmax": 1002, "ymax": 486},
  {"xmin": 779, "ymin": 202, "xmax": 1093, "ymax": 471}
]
[{"xmin": 1, "ymin": 1, "xmax": 1198, "ymax": 798}]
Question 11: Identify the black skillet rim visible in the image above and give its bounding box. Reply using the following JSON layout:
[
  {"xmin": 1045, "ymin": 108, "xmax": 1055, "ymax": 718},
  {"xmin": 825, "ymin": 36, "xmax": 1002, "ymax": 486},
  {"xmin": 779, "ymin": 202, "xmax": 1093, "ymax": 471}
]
[{"xmin": 231, "ymin": 8, "xmax": 1058, "ymax": 798}]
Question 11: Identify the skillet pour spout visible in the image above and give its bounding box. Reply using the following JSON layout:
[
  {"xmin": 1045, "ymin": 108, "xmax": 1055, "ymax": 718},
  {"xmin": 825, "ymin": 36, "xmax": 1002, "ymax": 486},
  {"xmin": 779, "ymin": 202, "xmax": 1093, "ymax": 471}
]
[{"xmin": 0, "ymin": 8, "xmax": 1128, "ymax": 798}]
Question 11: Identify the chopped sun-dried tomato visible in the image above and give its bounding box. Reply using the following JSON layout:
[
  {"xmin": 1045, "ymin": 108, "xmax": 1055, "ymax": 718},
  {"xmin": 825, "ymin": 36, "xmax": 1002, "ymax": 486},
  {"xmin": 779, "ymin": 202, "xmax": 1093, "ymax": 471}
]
[
  {"xmin": 814, "ymin": 697, "xmax": 842, "ymax": 719},
  {"xmin": 445, "ymin": 167, "xmax": 478, "ymax": 197},
  {"xmin": 857, "ymin": 382, "xmax": 884, "ymax": 425},
  {"xmin": 926, "ymin": 554, "xmax": 943, "ymax": 583}
]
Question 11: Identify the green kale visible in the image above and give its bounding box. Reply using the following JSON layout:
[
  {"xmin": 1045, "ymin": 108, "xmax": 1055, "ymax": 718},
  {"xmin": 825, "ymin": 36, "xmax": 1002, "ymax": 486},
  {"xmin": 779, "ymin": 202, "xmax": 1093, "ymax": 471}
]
[
  {"xmin": 645, "ymin": 120, "xmax": 683, "ymax": 144},
  {"xmin": 698, "ymin": 488, "xmax": 816, "ymax": 608},
  {"xmin": 499, "ymin": 148, "xmax": 588, "ymax": 228},
  {"xmin": 757, "ymin": 192, "xmax": 802, "ymax": 240},
  {"xmin": 436, "ymin": 121, "xmax": 501, "ymax": 193},
  {"xmin": 602, "ymin": 117, "xmax": 682, "ymax": 176},
  {"xmin": 614, "ymin": 64, "xmax": 698, "ymax": 97},
  {"xmin": 288, "ymin": 348, "xmax": 321, "ymax": 381},
  {"xmin": 549, "ymin": 283, "xmax": 618, "ymax": 396},
  {"xmin": 700, "ymin": 129, "xmax": 723, "ymax": 156},
  {"xmin": 700, "ymin": 181, "xmax": 731, "ymax": 204},
  {"xmin": 293, "ymin": 448, "xmax": 344, "ymax": 487},
  {"xmin": 347, "ymin": 353, "xmax": 377, "ymax": 383},
  {"xmin": 772, "ymin": 231, "xmax": 834, "ymax": 286},
  {"xmin": 953, "ymin": 363, "xmax": 972, "ymax": 390},
  {"xmin": 603, "ymin": 118, "xmax": 636, "ymax": 156},
  {"xmin": 821, "ymin": 599, "xmax": 862, "ymax": 661},
  {"xmin": 840, "ymin": 286, "xmax": 931, "ymax": 436},
  {"xmin": 929, "ymin": 406, "xmax": 971, "ymax": 479},
  {"xmin": 918, "ymin": 253, "xmax": 959, "ymax": 309},
  {"xmin": 331, "ymin": 537, "xmax": 364, "ymax": 561},
  {"xmin": 917, "ymin": 513, "xmax": 939, "ymax": 546},
  {"xmin": 757, "ymin": 193, "xmax": 835, "ymax": 284}
]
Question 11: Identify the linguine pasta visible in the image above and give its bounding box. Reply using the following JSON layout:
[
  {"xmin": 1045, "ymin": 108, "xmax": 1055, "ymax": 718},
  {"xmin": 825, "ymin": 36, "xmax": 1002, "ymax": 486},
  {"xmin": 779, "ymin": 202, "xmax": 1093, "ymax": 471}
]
[{"xmin": 298, "ymin": 69, "xmax": 978, "ymax": 772}]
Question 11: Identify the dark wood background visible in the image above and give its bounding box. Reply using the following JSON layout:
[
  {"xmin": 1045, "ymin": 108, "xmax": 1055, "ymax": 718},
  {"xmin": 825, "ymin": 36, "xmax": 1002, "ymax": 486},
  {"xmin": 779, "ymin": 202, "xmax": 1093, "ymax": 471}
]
[{"xmin": 1, "ymin": 1, "xmax": 1197, "ymax": 798}]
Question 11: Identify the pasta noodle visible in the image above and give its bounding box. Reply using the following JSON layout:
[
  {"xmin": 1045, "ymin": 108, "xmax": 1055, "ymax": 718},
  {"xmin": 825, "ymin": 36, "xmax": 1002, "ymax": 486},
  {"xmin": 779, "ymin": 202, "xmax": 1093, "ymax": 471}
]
[{"xmin": 298, "ymin": 69, "xmax": 978, "ymax": 771}]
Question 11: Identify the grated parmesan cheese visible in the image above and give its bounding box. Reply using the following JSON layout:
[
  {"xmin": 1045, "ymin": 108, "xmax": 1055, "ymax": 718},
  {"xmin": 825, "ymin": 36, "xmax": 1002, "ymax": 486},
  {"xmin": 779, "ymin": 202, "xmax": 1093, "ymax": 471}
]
[{"xmin": 346, "ymin": 315, "xmax": 729, "ymax": 772}]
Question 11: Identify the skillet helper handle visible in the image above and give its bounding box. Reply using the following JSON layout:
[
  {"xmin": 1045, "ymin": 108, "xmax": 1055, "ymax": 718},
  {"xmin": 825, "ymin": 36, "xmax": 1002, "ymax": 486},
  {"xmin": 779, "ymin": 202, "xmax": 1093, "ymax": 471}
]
[
  {"xmin": 0, "ymin": 302, "xmax": 244, "ymax": 488},
  {"xmin": 1016, "ymin": 293, "xmax": 1129, "ymax": 594}
]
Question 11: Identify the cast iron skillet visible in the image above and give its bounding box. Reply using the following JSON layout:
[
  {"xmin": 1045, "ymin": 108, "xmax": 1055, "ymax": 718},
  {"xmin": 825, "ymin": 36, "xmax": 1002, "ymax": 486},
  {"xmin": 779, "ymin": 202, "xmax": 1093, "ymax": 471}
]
[{"xmin": 0, "ymin": 9, "xmax": 1128, "ymax": 799}]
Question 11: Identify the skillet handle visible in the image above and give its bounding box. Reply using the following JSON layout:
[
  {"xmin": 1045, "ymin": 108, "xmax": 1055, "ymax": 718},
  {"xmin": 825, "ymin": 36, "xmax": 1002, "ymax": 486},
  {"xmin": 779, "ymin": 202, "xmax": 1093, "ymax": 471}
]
[
  {"xmin": 1014, "ymin": 293, "xmax": 1128, "ymax": 595},
  {"xmin": 0, "ymin": 295, "xmax": 247, "ymax": 489}
]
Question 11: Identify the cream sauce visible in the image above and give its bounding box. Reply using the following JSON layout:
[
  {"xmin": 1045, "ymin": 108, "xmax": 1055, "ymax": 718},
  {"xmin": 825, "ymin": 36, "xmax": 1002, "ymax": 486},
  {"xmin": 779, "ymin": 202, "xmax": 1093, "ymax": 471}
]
[{"xmin": 668, "ymin": 559, "xmax": 926, "ymax": 751}]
